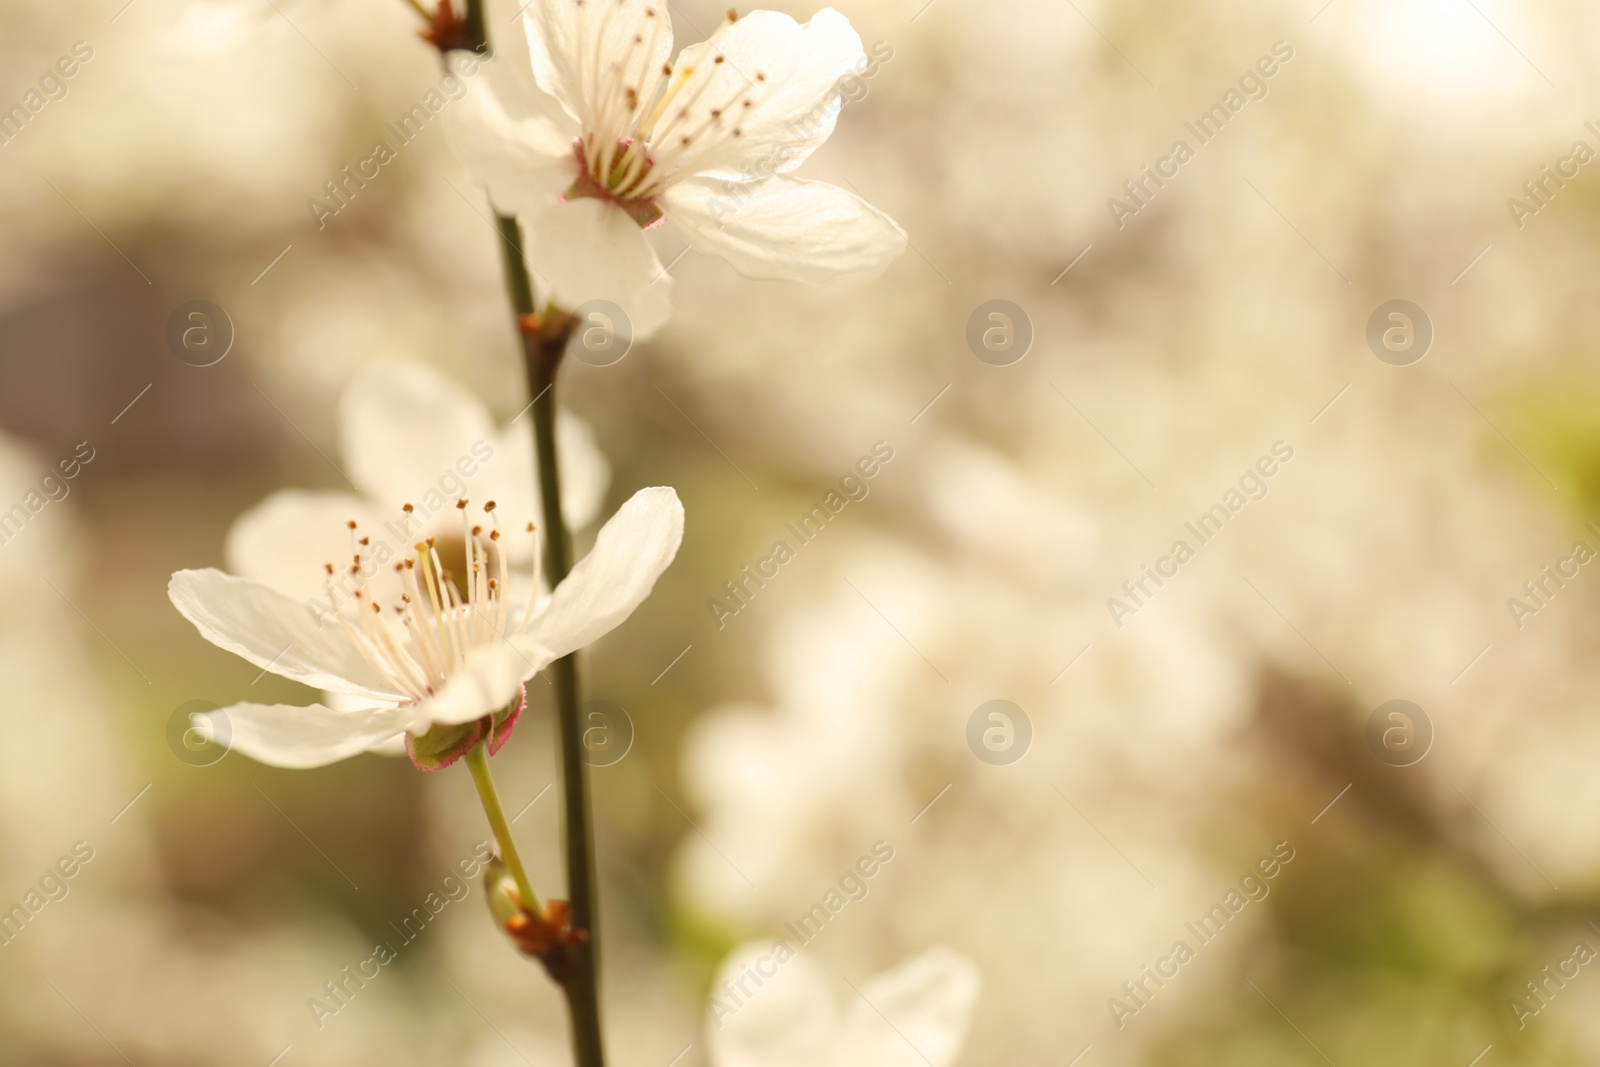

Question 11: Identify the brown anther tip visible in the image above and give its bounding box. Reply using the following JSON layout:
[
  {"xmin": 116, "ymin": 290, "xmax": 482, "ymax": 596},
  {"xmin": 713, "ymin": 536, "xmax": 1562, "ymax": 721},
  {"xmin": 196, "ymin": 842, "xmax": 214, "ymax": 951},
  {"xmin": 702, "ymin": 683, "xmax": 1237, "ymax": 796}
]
[
  {"xmin": 403, "ymin": 503, "xmax": 415, "ymax": 513},
  {"xmin": 727, "ymin": 7, "xmax": 738, "ymax": 20},
  {"xmin": 490, "ymin": 530, "xmax": 501, "ymax": 540},
  {"xmin": 526, "ymin": 522, "xmax": 536, "ymax": 532},
  {"xmin": 347, "ymin": 520, "xmax": 358, "ymax": 529},
  {"xmin": 472, "ymin": 525, "xmax": 483, "ymax": 536},
  {"xmin": 484, "ymin": 500, "xmax": 497, "ymax": 511},
  {"xmin": 324, "ymin": 563, "xmax": 335, "ymax": 574},
  {"xmin": 372, "ymin": 603, "xmax": 382, "ymax": 613},
  {"xmin": 456, "ymin": 499, "xmax": 469, "ymax": 510},
  {"xmin": 756, "ymin": 71, "xmax": 766, "ymax": 81},
  {"xmin": 426, "ymin": 537, "xmax": 437, "ymax": 547},
  {"xmin": 359, "ymin": 536, "xmax": 370, "ymax": 546}
]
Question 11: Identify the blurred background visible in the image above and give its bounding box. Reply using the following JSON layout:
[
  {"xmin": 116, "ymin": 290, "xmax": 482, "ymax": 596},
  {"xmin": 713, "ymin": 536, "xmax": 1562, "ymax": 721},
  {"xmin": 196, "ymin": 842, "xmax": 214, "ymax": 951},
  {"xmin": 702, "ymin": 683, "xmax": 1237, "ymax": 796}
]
[{"xmin": 3, "ymin": 0, "xmax": 1600, "ymax": 1062}]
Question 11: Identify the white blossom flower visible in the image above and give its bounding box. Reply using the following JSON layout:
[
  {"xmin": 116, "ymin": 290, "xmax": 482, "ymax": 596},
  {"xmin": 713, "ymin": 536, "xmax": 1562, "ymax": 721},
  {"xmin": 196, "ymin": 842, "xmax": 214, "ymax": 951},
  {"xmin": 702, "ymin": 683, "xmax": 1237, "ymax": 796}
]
[
  {"xmin": 708, "ymin": 941, "xmax": 980, "ymax": 1067},
  {"xmin": 226, "ymin": 361, "xmax": 608, "ymax": 609},
  {"xmin": 168, "ymin": 486, "xmax": 683, "ymax": 770},
  {"xmin": 453, "ymin": 3, "xmax": 907, "ymax": 338}
]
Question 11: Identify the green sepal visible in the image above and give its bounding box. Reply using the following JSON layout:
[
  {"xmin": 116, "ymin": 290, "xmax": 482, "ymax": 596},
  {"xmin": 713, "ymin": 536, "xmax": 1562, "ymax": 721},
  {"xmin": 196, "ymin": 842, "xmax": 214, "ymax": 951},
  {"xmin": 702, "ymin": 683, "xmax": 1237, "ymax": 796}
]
[{"xmin": 405, "ymin": 719, "xmax": 484, "ymax": 772}]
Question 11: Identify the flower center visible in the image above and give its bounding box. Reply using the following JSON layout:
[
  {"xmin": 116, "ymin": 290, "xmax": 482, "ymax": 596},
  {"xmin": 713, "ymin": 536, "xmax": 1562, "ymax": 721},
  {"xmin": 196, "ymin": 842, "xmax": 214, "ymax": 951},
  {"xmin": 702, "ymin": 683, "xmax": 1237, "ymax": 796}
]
[
  {"xmin": 571, "ymin": 7, "xmax": 767, "ymax": 215},
  {"xmin": 567, "ymin": 139, "xmax": 664, "ymax": 228},
  {"xmin": 325, "ymin": 500, "xmax": 542, "ymax": 705}
]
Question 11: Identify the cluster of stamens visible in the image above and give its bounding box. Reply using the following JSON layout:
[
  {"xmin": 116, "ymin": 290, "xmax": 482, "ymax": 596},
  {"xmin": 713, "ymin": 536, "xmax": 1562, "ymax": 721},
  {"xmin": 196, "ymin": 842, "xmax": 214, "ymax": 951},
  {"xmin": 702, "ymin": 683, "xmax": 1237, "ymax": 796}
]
[
  {"xmin": 572, "ymin": 5, "xmax": 765, "ymax": 209},
  {"xmin": 327, "ymin": 500, "xmax": 541, "ymax": 704}
]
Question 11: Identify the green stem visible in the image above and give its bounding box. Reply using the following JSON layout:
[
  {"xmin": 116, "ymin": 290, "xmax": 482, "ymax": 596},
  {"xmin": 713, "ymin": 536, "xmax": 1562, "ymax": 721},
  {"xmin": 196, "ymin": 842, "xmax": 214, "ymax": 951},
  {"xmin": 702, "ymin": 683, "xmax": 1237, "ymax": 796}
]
[
  {"xmin": 523, "ymin": 322, "xmax": 606, "ymax": 1067},
  {"xmin": 463, "ymin": 0, "xmax": 488, "ymax": 57},
  {"xmin": 465, "ymin": 741, "xmax": 541, "ymax": 912},
  {"xmin": 461, "ymin": 8, "xmax": 604, "ymax": 1066}
]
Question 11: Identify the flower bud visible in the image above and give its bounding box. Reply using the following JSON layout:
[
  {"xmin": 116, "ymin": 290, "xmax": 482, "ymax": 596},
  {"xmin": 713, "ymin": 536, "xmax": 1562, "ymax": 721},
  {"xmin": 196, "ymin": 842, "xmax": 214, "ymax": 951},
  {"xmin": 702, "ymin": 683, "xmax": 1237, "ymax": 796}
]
[
  {"xmin": 481, "ymin": 860, "xmax": 583, "ymax": 981},
  {"xmin": 483, "ymin": 856, "xmax": 524, "ymax": 930}
]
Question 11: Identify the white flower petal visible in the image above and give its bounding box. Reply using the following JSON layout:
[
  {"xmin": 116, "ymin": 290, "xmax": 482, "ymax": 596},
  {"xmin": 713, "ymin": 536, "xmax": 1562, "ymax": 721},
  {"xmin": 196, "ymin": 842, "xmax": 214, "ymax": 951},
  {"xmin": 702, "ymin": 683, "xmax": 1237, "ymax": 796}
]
[
  {"xmin": 169, "ymin": 569, "xmax": 406, "ymax": 700},
  {"xmin": 667, "ymin": 9, "xmax": 865, "ymax": 182},
  {"xmin": 838, "ymin": 948, "xmax": 981, "ymax": 1067},
  {"xmin": 524, "ymin": 1, "xmax": 674, "ymax": 128},
  {"xmin": 665, "ymin": 175, "xmax": 906, "ymax": 284},
  {"xmin": 524, "ymin": 198, "xmax": 674, "ymax": 340},
  {"xmin": 407, "ymin": 642, "xmax": 550, "ymax": 728},
  {"xmin": 325, "ymin": 688, "xmax": 384, "ymax": 713},
  {"xmin": 339, "ymin": 362, "xmax": 497, "ymax": 513},
  {"xmin": 451, "ymin": 53, "xmax": 580, "ymax": 217},
  {"xmin": 205, "ymin": 701, "xmax": 410, "ymax": 770},
  {"xmin": 225, "ymin": 489, "xmax": 394, "ymax": 604},
  {"xmin": 521, "ymin": 486, "xmax": 684, "ymax": 661},
  {"xmin": 368, "ymin": 732, "xmax": 409, "ymax": 756},
  {"xmin": 707, "ymin": 942, "xmax": 840, "ymax": 1067}
]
